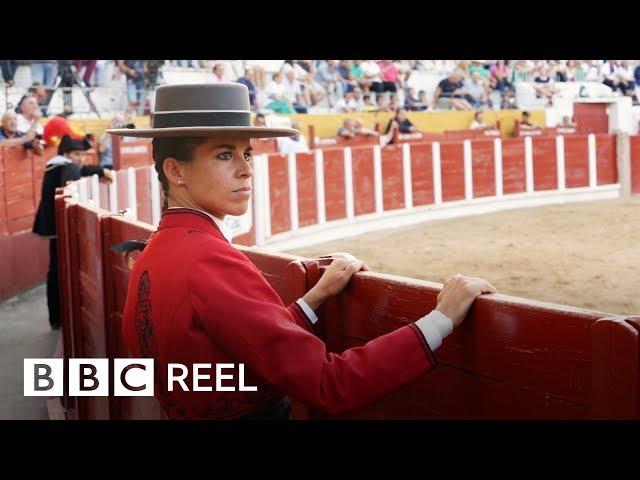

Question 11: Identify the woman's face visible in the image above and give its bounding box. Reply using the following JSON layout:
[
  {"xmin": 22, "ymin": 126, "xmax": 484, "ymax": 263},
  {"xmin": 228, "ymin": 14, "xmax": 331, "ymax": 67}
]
[{"xmin": 173, "ymin": 137, "xmax": 254, "ymax": 219}]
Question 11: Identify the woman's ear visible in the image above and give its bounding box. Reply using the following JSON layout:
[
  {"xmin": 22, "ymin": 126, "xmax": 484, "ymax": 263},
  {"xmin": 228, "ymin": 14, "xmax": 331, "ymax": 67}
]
[{"xmin": 163, "ymin": 157, "xmax": 186, "ymax": 186}]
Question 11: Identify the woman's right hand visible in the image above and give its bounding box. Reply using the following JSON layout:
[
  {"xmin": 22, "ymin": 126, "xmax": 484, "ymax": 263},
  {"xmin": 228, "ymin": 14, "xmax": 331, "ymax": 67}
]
[{"xmin": 436, "ymin": 274, "xmax": 497, "ymax": 328}]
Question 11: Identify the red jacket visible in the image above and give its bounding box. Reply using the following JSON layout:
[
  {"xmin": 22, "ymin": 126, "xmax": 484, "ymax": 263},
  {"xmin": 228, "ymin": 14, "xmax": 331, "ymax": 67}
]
[{"xmin": 122, "ymin": 208, "xmax": 437, "ymax": 419}]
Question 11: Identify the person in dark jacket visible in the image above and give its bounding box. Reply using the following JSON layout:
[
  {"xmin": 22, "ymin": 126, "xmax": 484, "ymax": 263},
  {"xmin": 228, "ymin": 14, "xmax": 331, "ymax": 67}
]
[{"xmin": 33, "ymin": 135, "xmax": 114, "ymax": 329}]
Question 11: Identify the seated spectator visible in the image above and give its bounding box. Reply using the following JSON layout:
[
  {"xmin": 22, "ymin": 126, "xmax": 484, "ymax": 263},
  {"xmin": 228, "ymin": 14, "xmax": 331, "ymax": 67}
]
[
  {"xmin": 548, "ymin": 60, "xmax": 566, "ymax": 82},
  {"xmin": 253, "ymin": 113, "xmax": 267, "ymax": 127},
  {"xmin": 315, "ymin": 60, "xmax": 344, "ymax": 105},
  {"xmin": 635, "ymin": 63, "xmax": 640, "ymax": 89},
  {"xmin": 337, "ymin": 60, "xmax": 351, "ymax": 81},
  {"xmin": 362, "ymin": 94, "xmax": 377, "ymax": 112},
  {"xmin": 283, "ymin": 69, "xmax": 309, "ymax": 113},
  {"xmin": 350, "ymin": 60, "xmax": 364, "ymax": 87},
  {"xmin": 360, "ymin": 60, "xmax": 383, "ymax": 94},
  {"xmin": 582, "ymin": 60, "xmax": 602, "ymax": 82},
  {"xmin": 15, "ymin": 95, "xmax": 44, "ymax": 136},
  {"xmin": 343, "ymin": 71, "xmax": 360, "ymax": 94},
  {"xmin": 564, "ymin": 60, "xmax": 580, "ymax": 82},
  {"xmin": 469, "ymin": 60, "xmax": 490, "ymax": 81},
  {"xmin": 519, "ymin": 111, "xmax": 539, "ymax": 130},
  {"xmin": 376, "ymin": 94, "xmax": 391, "ymax": 112},
  {"xmin": 379, "ymin": 60, "xmax": 399, "ymax": 93},
  {"xmin": 417, "ymin": 90, "xmax": 430, "ymax": 110},
  {"xmin": 433, "ymin": 71, "xmax": 473, "ymax": 110},
  {"xmin": 276, "ymin": 121, "xmax": 310, "ymax": 154},
  {"xmin": 384, "ymin": 108, "xmax": 418, "ymax": 135},
  {"xmin": 533, "ymin": 67, "xmax": 559, "ymax": 106},
  {"xmin": 464, "ymin": 72, "xmax": 489, "ymax": 108},
  {"xmin": 353, "ymin": 119, "xmax": 379, "ymax": 137},
  {"xmin": 0, "ymin": 111, "xmax": 44, "ymax": 154},
  {"xmin": 469, "ymin": 111, "xmax": 491, "ymax": 130},
  {"xmin": 615, "ymin": 60, "xmax": 638, "ymax": 103},
  {"xmin": 558, "ymin": 115, "xmax": 576, "ymax": 128},
  {"xmin": 264, "ymin": 72, "xmax": 296, "ymax": 114},
  {"xmin": 212, "ymin": 63, "xmax": 227, "ymax": 83},
  {"xmin": 337, "ymin": 119, "xmax": 356, "ymax": 138},
  {"xmin": 489, "ymin": 60, "xmax": 513, "ymax": 91},
  {"xmin": 333, "ymin": 91, "xmax": 359, "ymax": 113},
  {"xmin": 405, "ymin": 88, "xmax": 428, "ymax": 111},
  {"xmin": 236, "ymin": 67, "xmax": 258, "ymax": 109},
  {"xmin": 600, "ymin": 61, "xmax": 636, "ymax": 98}
]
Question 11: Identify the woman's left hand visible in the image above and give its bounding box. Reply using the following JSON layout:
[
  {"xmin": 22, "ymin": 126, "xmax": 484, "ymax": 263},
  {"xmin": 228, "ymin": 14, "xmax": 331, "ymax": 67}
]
[{"xmin": 302, "ymin": 253, "xmax": 369, "ymax": 310}]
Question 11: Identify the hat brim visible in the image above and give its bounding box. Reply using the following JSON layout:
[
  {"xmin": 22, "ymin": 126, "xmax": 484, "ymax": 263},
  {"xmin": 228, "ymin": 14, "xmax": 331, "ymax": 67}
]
[{"xmin": 106, "ymin": 126, "xmax": 299, "ymax": 139}]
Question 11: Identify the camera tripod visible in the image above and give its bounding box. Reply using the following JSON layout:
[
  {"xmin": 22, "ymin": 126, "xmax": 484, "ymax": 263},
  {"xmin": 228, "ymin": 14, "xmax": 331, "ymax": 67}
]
[{"xmin": 45, "ymin": 62, "xmax": 101, "ymax": 118}]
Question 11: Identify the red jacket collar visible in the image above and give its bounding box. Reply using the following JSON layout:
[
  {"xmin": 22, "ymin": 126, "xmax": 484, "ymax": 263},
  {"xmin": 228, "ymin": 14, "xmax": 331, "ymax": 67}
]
[{"xmin": 159, "ymin": 208, "xmax": 226, "ymax": 241}]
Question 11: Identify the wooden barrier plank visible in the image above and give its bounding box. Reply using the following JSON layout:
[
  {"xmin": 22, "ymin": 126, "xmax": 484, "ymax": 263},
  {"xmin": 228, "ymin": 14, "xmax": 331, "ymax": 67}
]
[
  {"xmin": 381, "ymin": 145, "xmax": 405, "ymax": 211},
  {"xmin": 268, "ymin": 154, "xmax": 291, "ymax": 235},
  {"xmin": 72, "ymin": 204, "xmax": 110, "ymax": 419},
  {"xmin": 591, "ymin": 317, "xmax": 640, "ymax": 418},
  {"xmin": 631, "ymin": 136, "xmax": 640, "ymax": 194},
  {"xmin": 351, "ymin": 147, "xmax": 376, "ymax": 216},
  {"xmin": 409, "ymin": 143, "xmax": 434, "ymax": 207},
  {"xmin": 564, "ymin": 135, "xmax": 589, "ymax": 188},
  {"xmin": 322, "ymin": 148, "xmax": 347, "ymax": 221},
  {"xmin": 440, "ymin": 142, "xmax": 465, "ymax": 202},
  {"xmin": 595, "ymin": 134, "xmax": 617, "ymax": 186},
  {"xmin": 471, "ymin": 139, "xmax": 495, "ymax": 198},
  {"xmin": 532, "ymin": 137, "xmax": 557, "ymax": 191},
  {"xmin": 295, "ymin": 152, "xmax": 318, "ymax": 227},
  {"xmin": 501, "ymin": 138, "xmax": 526, "ymax": 194}
]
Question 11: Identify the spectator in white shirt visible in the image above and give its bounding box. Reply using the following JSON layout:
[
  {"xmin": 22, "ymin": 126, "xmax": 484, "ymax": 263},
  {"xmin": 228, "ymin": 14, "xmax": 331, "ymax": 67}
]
[
  {"xmin": 360, "ymin": 60, "xmax": 383, "ymax": 94},
  {"xmin": 265, "ymin": 72, "xmax": 287, "ymax": 101},
  {"xmin": 212, "ymin": 63, "xmax": 227, "ymax": 83},
  {"xmin": 283, "ymin": 69, "xmax": 310, "ymax": 112},
  {"xmin": 16, "ymin": 95, "xmax": 44, "ymax": 136},
  {"xmin": 333, "ymin": 91, "xmax": 359, "ymax": 113},
  {"xmin": 581, "ymin": 60, "xmax": 602, "ymax": 82},
  {"xmin": 276, "ymin": 121, "xmax": 310, "ymax": 154}
]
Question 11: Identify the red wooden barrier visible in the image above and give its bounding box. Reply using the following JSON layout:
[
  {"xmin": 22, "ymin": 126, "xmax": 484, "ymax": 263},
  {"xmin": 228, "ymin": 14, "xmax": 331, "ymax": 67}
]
[
  {"xmin": 351, "ymin": 146, "xmax": 376, "ymax": 216},
  {"xmin": 630, "ymin": 135, "xmax": 640, "ymax": 194},
  {"xmin": 439, "ymin": 142, "xmax": 465, "ymax": 202},
  {"xmin": 501, "ymin": 139, "xmax": 526, "ymax": 194},
  {"xmin": 471, "ymin": 139, "xmax": 495, "ymax": 198},
  {"xmin": 595, "ymin": 134, "xmax": 617, "ymax": 186},
  {"xmin": 112, "ymin": 136, "xmax": 152, "ymax": 170},
  {"xmin": 322, "ymin": 148, "xmax": 346, "ymax": 221},
  {"xmin": 68, "ymin": 203, "xmax": 110, "ymax": 420},
  {"xmin": 52, "ymin": 182, "xmax": 640, "ymax": 420},
  {"xmin": 381, "ymin": 145, "xmax": 405, "ymax": 210},
  {"xmin": 563, "ymin": 136, "xmax": 589, "ymax": 188},
  {"xmin": 267, "ymin": 154, "xmax": 291, "ymax": 235},
  {"xmin": 409, "ymin": 143, "xmax": 434, "ymax": 207},
  {"xmin": 295, "ymin": 152, "xmax": 318, "ymax": 227},
  {"xmin": 532, "ymin": 136, "xmax": 557, "ymax": 191}
]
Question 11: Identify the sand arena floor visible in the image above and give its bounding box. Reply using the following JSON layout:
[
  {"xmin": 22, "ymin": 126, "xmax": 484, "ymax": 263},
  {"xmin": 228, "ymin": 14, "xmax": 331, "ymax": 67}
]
[{"xmin": 286, "ymin": 198, "xmax": 640, "ymax": 316}]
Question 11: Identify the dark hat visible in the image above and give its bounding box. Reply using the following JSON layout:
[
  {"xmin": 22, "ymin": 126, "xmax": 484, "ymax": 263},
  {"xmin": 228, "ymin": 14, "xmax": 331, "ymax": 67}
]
[
  {"xmin": 58, "ymin": 134, "xmax": 91, "ymax": 155},
  {"xmin": 106, "ymin": 83, "xmax": 298, "ymax": 139}
]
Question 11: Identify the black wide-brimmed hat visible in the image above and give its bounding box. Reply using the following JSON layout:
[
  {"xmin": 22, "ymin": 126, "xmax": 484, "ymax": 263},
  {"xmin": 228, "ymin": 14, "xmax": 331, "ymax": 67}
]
[
  {"xmin": 106, "ymin": 83, "xmax": 298, "ymax": 139},
  {"xmin": 57, "ymin": 134, "xmax": 92, "ymax": 155}
]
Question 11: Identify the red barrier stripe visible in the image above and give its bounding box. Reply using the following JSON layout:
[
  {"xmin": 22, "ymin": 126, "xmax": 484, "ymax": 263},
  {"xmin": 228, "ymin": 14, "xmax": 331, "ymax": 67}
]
[
  {"xmin": 532, "ymin": 137, "xmax": 557, "ymax": 191},
  {"xmin": 501, "ymin": 139, "xmax": 526, "ymax": 194},
  {"xmin": 471, "ymin": 139, "xmax": 495, "ymax": 198},
  {"xmin": 409, "ymin": 143, "xmax": 434, "ymax": 206},
  {"xmin": 381, "ymin": 145, "xmax": 405, "ymax": 211},
  {"xmin": 267, "ymin": 154, "xmax": 291, "ymax": 235},
  {"xmin": 351, "ymin": 146, "xmax": 376, "ymax": 216}
]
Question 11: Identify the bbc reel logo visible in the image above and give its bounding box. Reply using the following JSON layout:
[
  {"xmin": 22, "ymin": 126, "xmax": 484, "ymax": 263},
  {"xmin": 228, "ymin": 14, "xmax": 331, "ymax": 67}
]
[{"xmin": 24, "ymin": 359, "xmax": 155, "ymax": 397}]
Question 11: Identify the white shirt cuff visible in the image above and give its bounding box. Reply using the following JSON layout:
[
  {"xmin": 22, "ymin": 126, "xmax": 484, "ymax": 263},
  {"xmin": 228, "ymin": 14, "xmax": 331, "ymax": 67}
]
[
  {"xmin": 296, "ymin": 298, "xmax": 319, "ymax": 324},
  {"xmin": 415, "ymin": 310, "xmax": 454, "ymax": 352}
]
